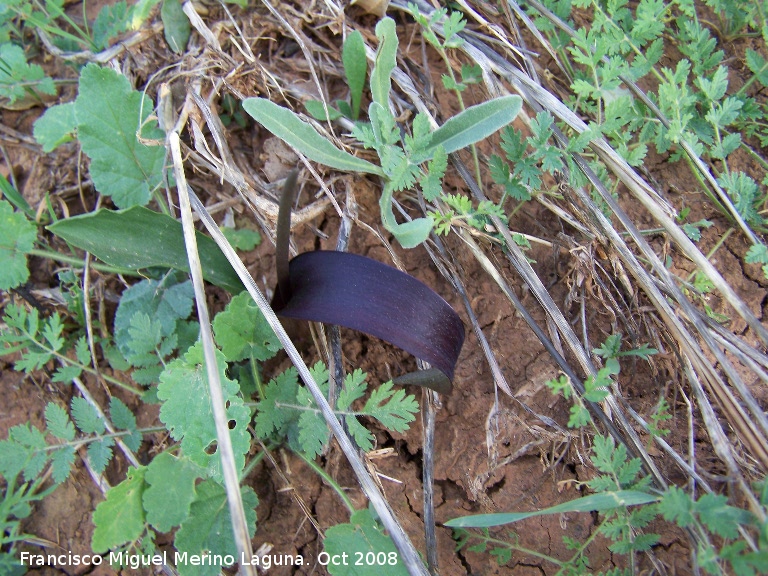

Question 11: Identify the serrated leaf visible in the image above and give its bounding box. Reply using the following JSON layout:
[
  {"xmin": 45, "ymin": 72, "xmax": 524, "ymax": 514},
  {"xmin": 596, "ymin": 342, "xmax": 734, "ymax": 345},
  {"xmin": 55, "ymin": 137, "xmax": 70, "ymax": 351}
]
[
  {"xmin": 0, "ymin": 43, "xmax": 55, "ymax": 105},
  {"xmin": 74, "ymin": 336, "xmax": 91, "ymax": 365},
  {"xmin": 45, "ymin": 403, "xmax": 75, "ymax": 441},
  {"xmin": 51, "ymin": 446, "xmax": 75, "ymax": 484},
  {"xmin": 109, "ymin": 395, "xmax": 140, "ymax": 444},
  {"xmin": 221, "ymin": 226, "xmax": 261, "ymax": 251},
  {"xmin": 324, "ymin": 508, "xmax": 407, "ymax": 576},
  {"xmin": 242, "ymin": 98, "xmax": 383, "ymax": 175},
  {"xmin": 143, "ymin": 452, "xmax": 200, "ymax": 532},
  {"xmin": 161, "ymin": 0, "xmax": 190, "ymax": 53},
  {"xmin": 48, "ymin": 206, "xmax": 243, "ymax": 293},
  {"xmin": 33, "ymin": 102, "xmax": 76, "ymax": 152},
  {"xmin": 417, "ymin": 96, "xmax": 523, "ymax": 162},
  {"xmin": 695, "ymin": 494, "xmax": 753, "ymax": 538},
  {"xmin": 174, "ymin": 480, "xmax": 257, "ymax": 576},
  {"xmin": 92, "ymin": 466, "xmax": 147, "ymax": 553},
  {"xmin": 298, "ymin": 410, "xmax": 329, "ymax": 457},
  {"xmin": 113, "ymin": 274, "xmax": 193, "ymax": 358},
  {"xmin": 74, "ymin": 64, "xmax": 165, "ymax": 208},
  {"xmin": 746, "ymin": 244, "xmax": 768, "ymax": 264},
  {"xmin": 10, "ymin": 423, "xmax": 48, "ymax": 481},
  {"xmin": 343, "ymin": 30, "xmax": 366, "ymax": 120},
  {"xmin": 0, "ymin": 199, "xmax": 37, "ymax": 291},
  {"xmin": 362, "ymin": 380, "xmax": 418, "ymax": 432},
  {"xmin": 0, "ymin": 439, "xmax": 30, "ymax": 481},
  {"xmin": 157, "ymin": 344, "xmax": 250, "ymax": 480},
  {"xmin": 110, "ymin": 396, "xmax": 137, "ymax": 434},
  {"xmin": 660, "ymin": 485, "xmax": 694, "ymax": 527},
  {"xmin": 91, "ymin": 0, "xmax": 130, "ymax": 51},
  {"xmin": 71, "ymin": 397, "xmax": 105, "ymax": 435},
  {"xmin": 213, "ymin": 291, "xmax": 281, "ymax": 362},
  {"xmin": 255, "ymin": 367, "xmax": 299, "ymax": 439},
  {"xmin": 420, "ymin": 146, "xmax": 447, "ymax": 201},
  {"xmin": 746, "ymin": 49, "xmax": 768, "ymax": 88},
  {"xmin": 88, "ymin": 436, "xmax": 115, "ymax": 475},
  {"xmin": 51, "ymin": 364, "xmax": 83, "ymax": 383}
]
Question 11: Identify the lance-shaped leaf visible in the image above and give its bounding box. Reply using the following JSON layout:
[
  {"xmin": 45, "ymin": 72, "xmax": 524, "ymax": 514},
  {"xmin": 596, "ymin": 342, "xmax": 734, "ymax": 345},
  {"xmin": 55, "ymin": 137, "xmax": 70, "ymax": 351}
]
[
  {"xmin": 48, "ymin": 206, "xmax": 243, "ymax": 292},
  {"xmin": 272, "ymin": 251, "xmax": 464, "ymax": 390},
  {"xmin": 444, "ymin": 490, "xmax": 659, "ymax": 528},
  {"xmin": 414, "ymin": 95, "xmax": 523, "ymax": 163},
  {"xmin": 242, "ymin": 98, "xmax": 384, "ymax": 176}
]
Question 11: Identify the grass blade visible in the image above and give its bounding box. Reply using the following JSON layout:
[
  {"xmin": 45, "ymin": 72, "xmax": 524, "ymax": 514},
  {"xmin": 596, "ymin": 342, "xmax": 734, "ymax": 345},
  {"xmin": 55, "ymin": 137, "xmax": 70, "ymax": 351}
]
[{"xmin": 444, "ymin": 490, "xmax": 659, "ymax": 528}]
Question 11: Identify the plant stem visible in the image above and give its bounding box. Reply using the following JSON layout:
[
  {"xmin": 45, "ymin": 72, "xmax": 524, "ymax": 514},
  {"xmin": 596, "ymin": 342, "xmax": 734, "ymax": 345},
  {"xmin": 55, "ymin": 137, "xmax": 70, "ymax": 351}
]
[
  {"xmin": 28, "ymin": 248, "xmax": 144, "ymax": 277},
  {"xmin": 295, "ymin": 451, "xmax": 356, "ymax": 515}
]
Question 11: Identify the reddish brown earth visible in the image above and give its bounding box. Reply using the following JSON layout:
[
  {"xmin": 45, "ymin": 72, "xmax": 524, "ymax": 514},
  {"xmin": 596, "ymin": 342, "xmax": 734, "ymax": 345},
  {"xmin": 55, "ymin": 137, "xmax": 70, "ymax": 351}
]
[{"xmin": 2, "ymin": 3, "xmax": 767, "ymax": 576}]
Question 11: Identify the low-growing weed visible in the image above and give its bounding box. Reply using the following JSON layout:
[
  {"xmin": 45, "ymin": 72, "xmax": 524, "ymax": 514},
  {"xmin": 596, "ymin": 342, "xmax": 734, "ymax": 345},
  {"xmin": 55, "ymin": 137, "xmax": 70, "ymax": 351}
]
[{"xmin": 448, "ymin": 333, "xmax": 768, "ymax": 574}]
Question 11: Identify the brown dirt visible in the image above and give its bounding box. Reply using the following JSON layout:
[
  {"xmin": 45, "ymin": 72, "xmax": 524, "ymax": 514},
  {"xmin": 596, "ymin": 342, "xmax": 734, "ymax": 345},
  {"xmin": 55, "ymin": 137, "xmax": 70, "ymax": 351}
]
[{"xmin": 2, "ymin": 3, "xmax": 767, "ymax": 576}]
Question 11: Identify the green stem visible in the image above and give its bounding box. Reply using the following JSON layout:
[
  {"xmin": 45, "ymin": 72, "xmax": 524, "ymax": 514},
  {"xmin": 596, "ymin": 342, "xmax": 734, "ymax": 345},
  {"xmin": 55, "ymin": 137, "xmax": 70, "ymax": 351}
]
[
  {"xmin": 241, "ymin": 448, "xmax": 268, "ymax": 481},
  {"xmin": 41, "ymin": 426, "xmax": 166, "ymax": 451},
  {"xmin": 686, "ymin": 227, "xmax": 734, "ymax": 282},
  {"xmin": 473, "ymin": 532, "xmax": 565, "ymax": 568},
  {"xmin": 28, "ymin": 248, "xmax": 144, "ymax": 277},
  {"xmin": 13, "ymin": 326, "xmax": 142, "ymax": 395},
  {"xmin": 437, "ymin": 45, "xmax": 483, "ymax": 187},
  {"xmin": 296, "ymin": 451, "xmax": 356, "ymax": 515}
]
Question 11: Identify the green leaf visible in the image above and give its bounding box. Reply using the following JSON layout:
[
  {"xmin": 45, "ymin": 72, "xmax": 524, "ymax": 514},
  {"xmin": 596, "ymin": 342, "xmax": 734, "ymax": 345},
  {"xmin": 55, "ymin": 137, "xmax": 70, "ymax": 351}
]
[
  {"xmin": 131, "ymin": 0, "xmax": 163, "ymax": 27},
  {"xmin": 304, "ymin": 99, "xmax": 343, "ymax": 121},
  {"xmin": 74, "ymin": 64, "xmax": 165, "ymax": 208},
  {"xmin": 298, "ymin": 409, "xmax": 329, "ymax": 457},
  {"xmin": 745, "ymin": 244, "xmax": 768, "ymax": 264},
  {"xmin": 444, "ymin": 490, "xmax": 658, "ymax": 528},
  {"xmin": 92, "ymin": 466, "xmax": 147, "ymax": 553},
  {"xmin": 109, "ymin": 397, "xmax": 137, "ymax": 431},
  {"xmin": 45, "ymin": 402, "xmax": 75, "ymax": 441},
  {"xmin": 0, "ymin": 43, "xmax": 55, "ymax": 105},
  {"xmin": 255, "ymin": 366, "xmax": 300, "ymax": 439},
  {"xmin": 87, "ymin": 436, "xmax": 114, "ymax": 474},
  {"xmin": 71, "ymin": 397, "xmax": 105, "ymax": 435},
  {"xmin": 174, "ymin": 480, "xmax": 257, "ymax": 576},
  {"xmin": 114, "ymin": 273, "xmax": 192, "ymax": 347},
  {"xmin": 378, "ymin": 183, "xmax": 433, "ymax": 248},
  {"xmin": 746, "ymin": 49, "xmax": 768, "ymax": 88},
  {"xmin": 324, "ymin": 508, "xmax": 408, "ymax": 576},
  {"xmin": 695, "ymin": 493, "xmax": 753, "ymax": 539},
  {"xmin": 696, "ymin": 66, "xmax": 729, "ymax": 101},
  {"xmin": 51, "ymin": 446, "xmax": 75, "ymax": 484},
  {"xmin": 343, "ymin": 30, "xmax": 367, "ymax": 120},
  {"xmin": 242, "ymin": 98, "xmax": 383, "ymax": 176},
  {"xmin": 161, "ymin": 0, "xmax": 190, "ymax": 53},
  {"xmin": 91, "ymin": 1, "xmax": 130, "ymax": 51},
  {"xmin": 143, "ymin": 452, "xmax": 200, "ymax": 532},
  {"xmin": 48, "ymin": 206, "xmax": 243, "ymax": 292},
  {"xmin": 213, "ymin": 291, "xmax": 281, "ymax": 362},
  {"xmin": 221, "ymin": 226, "xmax": 261, "ymax": 251},
  {"xmin": 361, "ymin": 380, "xmax": 418, "ymax": 433},
  {"xmin": 659, "ymin": 485, "xmax": 695, "ymax": 527},
  {"xmin": 418, "ymin": 96, "xmax": 522, "ymax": 162},
  {"xmin": 157, "ymin": 344, "xmax": 251, "ymax": 480},
  {"xmin": 75, "ymin": 336, "xmax": 91, "ymax": 365},
  {"xmin": 420, "ymin": 146, "xmax": 447, "ymax": 201},
  {"xmin": 33, "ymin": 103, "xmax": 76, "ymax": 152},
  {"xmin": 370, "ymin": 18, "xmax": 397, "ymax": 108},
  {"xmin": 0, "ymin": 199, "xmax": 37, "ymax": 291},
  {"xmin": 0, "ymin": 174, "xmax": 33, "ymax": 218}
]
